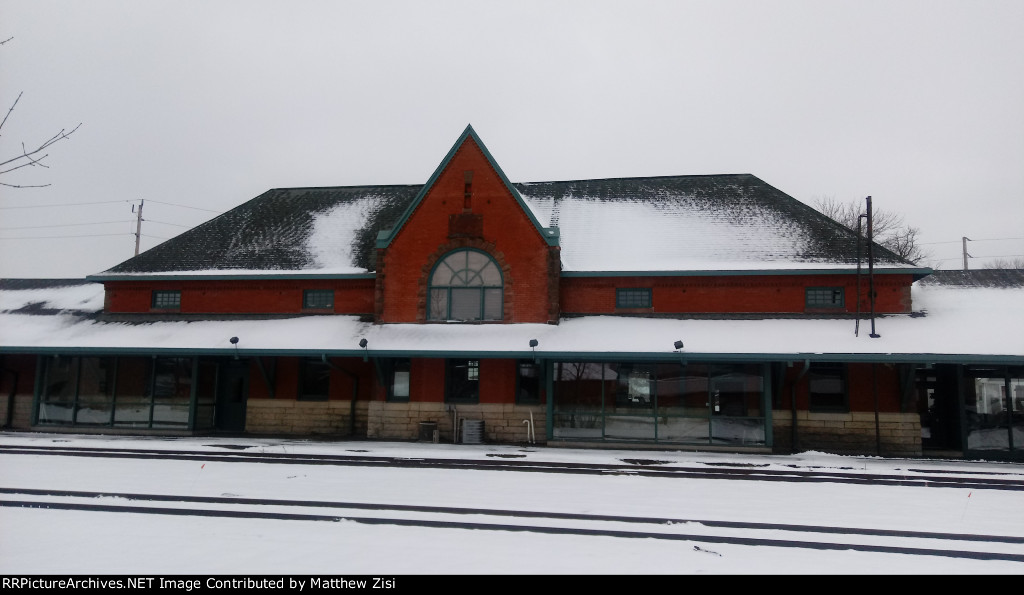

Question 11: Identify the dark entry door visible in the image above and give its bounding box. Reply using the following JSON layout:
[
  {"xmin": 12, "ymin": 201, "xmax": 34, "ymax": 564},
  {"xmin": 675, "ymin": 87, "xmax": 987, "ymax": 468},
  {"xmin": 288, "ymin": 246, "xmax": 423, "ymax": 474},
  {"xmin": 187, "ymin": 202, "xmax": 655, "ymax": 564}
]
[
  {"xmin": 215, "ymin": 360, "xmax": 249, "ymax": 432},
  {"xmin": 917, "ymin": 365, "xmax": 961, "ymax": 451}
]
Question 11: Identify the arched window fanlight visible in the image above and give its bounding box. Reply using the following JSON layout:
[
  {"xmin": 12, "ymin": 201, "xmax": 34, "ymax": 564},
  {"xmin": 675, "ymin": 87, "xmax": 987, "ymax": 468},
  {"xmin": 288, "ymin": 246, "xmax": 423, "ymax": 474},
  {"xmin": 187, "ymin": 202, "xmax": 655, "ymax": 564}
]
[{"xmin": 428, "ymin": 249, "xmax": 503, "ymax": 321}]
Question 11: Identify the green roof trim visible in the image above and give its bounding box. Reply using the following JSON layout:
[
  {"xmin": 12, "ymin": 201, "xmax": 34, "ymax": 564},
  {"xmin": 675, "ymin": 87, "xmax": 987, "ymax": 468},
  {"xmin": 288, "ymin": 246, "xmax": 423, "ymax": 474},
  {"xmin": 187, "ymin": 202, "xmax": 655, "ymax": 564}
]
[
  {"xmin": 86, "ymin": 273, "xmax": 377, "ymax": 282},
  {"xmin": 376, "ymin": 124, "xmax": 559, "ymax": 250},
  {"xmin": 3, "ymin": 345, "xmax": 1019, "ymax": 366},
  {"xmin": 561, "ymin": 267, "xmax": 933, "ymax": 279}
]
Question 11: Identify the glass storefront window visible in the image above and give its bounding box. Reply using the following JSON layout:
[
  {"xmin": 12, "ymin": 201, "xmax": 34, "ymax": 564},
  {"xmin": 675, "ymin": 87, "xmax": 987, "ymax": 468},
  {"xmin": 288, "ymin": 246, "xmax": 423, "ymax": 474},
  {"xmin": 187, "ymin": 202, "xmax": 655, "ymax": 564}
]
[
  {"xmin": 966, "ymin": 372, "xmax": 1011, "ymax": 451},
  {"xmin": 37, "ymin": 355, "xmax": 197, "ymax": 430},
  {"xmin": 552, "ymin": 362, "xmax": 606, "ymax": 438},
  {"xmin": 151, "ymin": 357, "xmax": 192, "ymax": 428},
  {"xmin": 38, "ymin": 356, "xmax": 77, "ymax": 424},
  {"xmin": 114, "ymin": 357, "xmax": 154, "ymax": 428},
  {"xmin": 1012, "ymin": 379, "xmax": 1023, "ymax": 452},
  {"xmin": 73, "ymin": 357, "xmax": 115, "ymax": 425},
  {"xmin": 551, "ymin": 360, "xmax": 767, "ymax": 446},
  {"xmin": 193, "ymin": 360, "xmax": 217, "ymax": 430}
]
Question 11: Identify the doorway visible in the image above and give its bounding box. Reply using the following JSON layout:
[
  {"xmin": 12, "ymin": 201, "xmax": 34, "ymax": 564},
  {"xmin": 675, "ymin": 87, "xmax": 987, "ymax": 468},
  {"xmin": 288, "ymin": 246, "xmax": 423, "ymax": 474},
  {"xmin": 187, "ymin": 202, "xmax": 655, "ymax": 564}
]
[
  {"xmin": 215, "ymin": 359, "xmax": 249, "ymax": 432},
  {"xmin": 916, "ymin": 365, "xmax": 962, "ymax": 452}
]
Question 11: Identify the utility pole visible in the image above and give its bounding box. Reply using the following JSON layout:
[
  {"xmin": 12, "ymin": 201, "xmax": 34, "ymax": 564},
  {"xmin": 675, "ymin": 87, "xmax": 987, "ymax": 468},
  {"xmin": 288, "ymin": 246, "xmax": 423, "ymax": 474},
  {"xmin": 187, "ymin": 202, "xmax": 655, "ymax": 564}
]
[
  {"xmin": 132, "ymin": 199, "xmax": 144, "ymax": 256},
  {"xmin": 866, "ymin": 196, "xmax": 880, "ymax": 338},
  {"xmin": 962, "ymin": 236, "xmax": 971, "ymax": 271}
]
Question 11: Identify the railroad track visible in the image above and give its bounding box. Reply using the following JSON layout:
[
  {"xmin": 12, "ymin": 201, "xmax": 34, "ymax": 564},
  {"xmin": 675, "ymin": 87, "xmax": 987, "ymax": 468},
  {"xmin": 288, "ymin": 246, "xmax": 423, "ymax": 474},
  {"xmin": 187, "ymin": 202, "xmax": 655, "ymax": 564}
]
[
  {"xmin": 3, "ymin": 486, "xmax": 1023, "ymax": 563},
  {"xmin": 2, "ymin": 443, "xmax": 1023, "ymax": 491}
]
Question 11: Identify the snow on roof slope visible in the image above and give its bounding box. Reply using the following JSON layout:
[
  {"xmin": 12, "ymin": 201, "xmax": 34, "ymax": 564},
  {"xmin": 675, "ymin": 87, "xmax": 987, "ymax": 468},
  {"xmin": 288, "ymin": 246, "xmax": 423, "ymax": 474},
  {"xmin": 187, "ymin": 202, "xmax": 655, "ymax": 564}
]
[
  {"xmin": 529, "ymin": 193, "xmax": 804, "ymax": 271},
  {"xmin": 93, "ymin": 175, "xmax": 918, "ymax": 278},
  {"xmin": 0, "ymin": 280, "xmax": 104, "ymax": 313},
  {"xmin": 1, "ymin": 280, "xmax": 1019, "ymax": 359},
  {"xmin": 305, "ymin": 195, "xmax": 384, "ymax": 273}
]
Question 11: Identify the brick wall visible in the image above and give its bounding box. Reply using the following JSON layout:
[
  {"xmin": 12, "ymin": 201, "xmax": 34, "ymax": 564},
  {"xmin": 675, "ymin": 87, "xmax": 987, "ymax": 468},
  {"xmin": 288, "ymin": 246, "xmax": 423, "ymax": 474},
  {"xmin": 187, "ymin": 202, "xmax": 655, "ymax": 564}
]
[
  {"xmin": 376, "ymin": 137, "xmax": 556, "ymax": 323},
  {"xmin": 104, "ymin": 278, "xmax": 375, "ymax": 314},
  {"xmin": 562, "ymin": 274, "xmax": 915, "ymax": 315}
]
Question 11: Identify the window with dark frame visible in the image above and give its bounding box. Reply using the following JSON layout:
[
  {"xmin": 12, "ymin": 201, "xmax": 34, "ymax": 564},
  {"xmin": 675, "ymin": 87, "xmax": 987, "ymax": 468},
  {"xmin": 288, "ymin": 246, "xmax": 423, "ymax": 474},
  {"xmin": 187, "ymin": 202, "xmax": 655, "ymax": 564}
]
[
  {"xmin": 298, "ymin": 357, "xmax": 331, "ymax": 401},
  {"xmin": 35, "ymin": 355, "xmax": 195, "ymax": 429},
  {"xmin": 806, "ymin": 287, "xmax": 844, "ymax": 309},
  {"xmin": 446, "ymin": 359, "xmax": 480, "ymax": 403},
  {"xmin": 387, "ymin": 358, "xmax": 411, "ymax": 402},
  {"xmin": 616, "ymin": 288, "xmax": 652, "ymax": 309},
  {"xmin": 151, "ymin": 290, "xmax": 181, "ymax": 309},
  {"xmin": 516, "ymin": 360, "xmax": 541, "ymax": 404},
  {"xmin": 303, "ymin": 289, "xmax": 334, "ymax": 310},
  {"xmin": 808, "ymin": 362, "xmax": 847, "ymax": 412},
  {"xmin": 428, "ymin": 249, "xmax": 503, "ymax": 321}
]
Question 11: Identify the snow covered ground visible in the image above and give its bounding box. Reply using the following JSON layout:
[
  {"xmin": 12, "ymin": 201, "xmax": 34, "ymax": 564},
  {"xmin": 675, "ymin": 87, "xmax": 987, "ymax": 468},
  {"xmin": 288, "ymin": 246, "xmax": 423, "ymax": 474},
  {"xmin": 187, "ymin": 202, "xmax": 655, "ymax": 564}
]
[{"xmin": 2, "ymin": 432, "xmax": 1023, "ymax": 575}]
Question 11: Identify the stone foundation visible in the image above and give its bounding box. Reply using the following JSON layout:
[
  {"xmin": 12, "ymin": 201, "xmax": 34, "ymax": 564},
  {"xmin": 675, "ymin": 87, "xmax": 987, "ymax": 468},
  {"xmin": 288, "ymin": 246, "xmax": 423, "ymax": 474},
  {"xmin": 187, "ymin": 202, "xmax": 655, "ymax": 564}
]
[
  {"xmin": 366, "ymin": 401, "xmax": 546, "ymax": 444},
  {"xmin": 773, "ymin": 410, "xmax": 921, "ymax": 457},
  {"xmin": 1, "ymin": 394, "xmax": 34, "ymax": 430},
  {"xmin": 245, "ymin": 399, "xmax": 370, "ymax": 436}
]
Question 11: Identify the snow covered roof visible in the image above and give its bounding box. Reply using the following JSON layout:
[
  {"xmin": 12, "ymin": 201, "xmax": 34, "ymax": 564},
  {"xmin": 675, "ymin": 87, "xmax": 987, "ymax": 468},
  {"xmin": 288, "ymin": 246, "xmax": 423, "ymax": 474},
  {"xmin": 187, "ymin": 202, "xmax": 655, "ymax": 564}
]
[
  {"xmin": 93, "ymin": 175, "xmax": 923, "ymax": 279},
  {"xmin": 1, "ymin": 279, "xmax": 1019, "ymax": 362},
  {"xmin": 917, "ymin": 269, "xmax": 1024, "ymax": 288}
]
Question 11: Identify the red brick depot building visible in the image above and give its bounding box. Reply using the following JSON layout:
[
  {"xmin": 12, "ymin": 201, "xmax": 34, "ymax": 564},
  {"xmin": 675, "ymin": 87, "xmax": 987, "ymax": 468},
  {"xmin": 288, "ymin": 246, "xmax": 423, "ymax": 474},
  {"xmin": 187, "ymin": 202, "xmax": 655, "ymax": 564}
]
[{"xmin": 2, "ymin": 126, "xmax": 1021, "ymax": 459}]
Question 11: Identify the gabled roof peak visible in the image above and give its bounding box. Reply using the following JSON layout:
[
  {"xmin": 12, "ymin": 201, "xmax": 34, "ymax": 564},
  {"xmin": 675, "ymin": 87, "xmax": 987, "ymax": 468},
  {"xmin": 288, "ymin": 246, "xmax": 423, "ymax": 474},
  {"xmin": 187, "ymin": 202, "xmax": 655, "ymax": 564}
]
[{"xmin": 375, "ymin": 125, "xmax": 558, "ymax": 249}]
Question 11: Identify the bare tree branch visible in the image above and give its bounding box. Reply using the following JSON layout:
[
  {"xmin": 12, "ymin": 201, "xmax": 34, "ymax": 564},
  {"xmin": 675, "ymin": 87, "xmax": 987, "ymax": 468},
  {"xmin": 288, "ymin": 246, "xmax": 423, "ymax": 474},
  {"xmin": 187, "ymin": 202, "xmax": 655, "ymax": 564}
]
[
  {"xmin": 0, "ymin": 90, "xmax": 22, "ymax": 133},
  {"xmin": 0, "ymin": 180, "xmax": 51, "ymax": 188},
  {"xmin": 1, "ymin": 37, "xmax": 80, "ymax": 188},
  {"xmin": 988, "ymin": 257, "xmax": 1024, "ymax": 270},
  {"xmin": 0, "ymin": 123, "xmax": 81, "ymax": 169},
  {"xmin": 813, "ymin": 195, "xmax": 929, "ymax": 264}
]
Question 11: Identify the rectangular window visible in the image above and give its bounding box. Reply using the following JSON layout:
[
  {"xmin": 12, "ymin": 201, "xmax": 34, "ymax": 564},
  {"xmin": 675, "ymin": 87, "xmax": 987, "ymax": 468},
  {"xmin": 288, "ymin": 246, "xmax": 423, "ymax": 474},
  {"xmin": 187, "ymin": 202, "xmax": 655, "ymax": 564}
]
[
  {"xmin": 387, "ymin": 358, "xmax": 411, "ymax": 402},
  {"xmin": 806, "ymin": 287, "xmax": 844, "ymax": 309},
  {"xmin": 36, "ymin": 355, "xmax": 195, "ymax": 429},
  {"xmin": 150, "ymin": 357, "xmax": 192, "ymax": 428},
  {"xmin": 616, "ymin": 288, "xmax": 652, "ymax": 309},
  {"xmin": 151, "ymin": 290, "xmax": 181, "ymax": 309},
  {"xmin": 299, "ymin": 357, "xmax": 331, "ymax": 401},
  {"xmin": 516, "ymin": 360, "xmax": 541, "ymax": 404},
  {"xmin": 303, "ymin": 289, "xmax": 334, "ymax": 310},
  {"xmin": 808, "ymin": 363, "xmax": 847, "ymax": 412},
  {"xmin": 446, "ymin": 359, "xmax": 480, "ymax": 403}
]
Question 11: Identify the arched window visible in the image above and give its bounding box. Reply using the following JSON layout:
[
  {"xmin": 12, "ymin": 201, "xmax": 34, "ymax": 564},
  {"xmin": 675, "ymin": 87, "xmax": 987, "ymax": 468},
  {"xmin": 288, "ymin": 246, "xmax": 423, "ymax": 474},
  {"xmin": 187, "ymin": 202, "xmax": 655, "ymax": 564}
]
[{"xmin": 428, "ymin": 249, "xmax": 503, "ymax": 321}]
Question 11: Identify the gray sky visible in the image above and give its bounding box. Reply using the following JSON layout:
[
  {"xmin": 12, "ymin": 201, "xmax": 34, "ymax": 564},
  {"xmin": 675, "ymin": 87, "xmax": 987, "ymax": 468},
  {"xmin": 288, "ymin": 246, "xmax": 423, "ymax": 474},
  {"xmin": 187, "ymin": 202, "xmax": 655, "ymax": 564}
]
[{"xmin": 2, "ymin": 0, "xmax": 1022, "ymax": 277}]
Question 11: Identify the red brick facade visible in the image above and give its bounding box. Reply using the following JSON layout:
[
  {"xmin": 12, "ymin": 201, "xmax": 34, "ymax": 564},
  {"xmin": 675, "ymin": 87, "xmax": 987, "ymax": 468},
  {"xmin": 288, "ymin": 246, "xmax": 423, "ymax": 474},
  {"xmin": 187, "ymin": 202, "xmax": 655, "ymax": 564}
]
[
  {"xmin": 105, "ymin": 278, "xmax": 375, "ymax": 315},
  {"xmin": 375, "ymin": 137, "xmax": 557, "ymax": 324},
  {"xmin": 561, "ymin": 273, "xmax": 913, "ymax": 315}
]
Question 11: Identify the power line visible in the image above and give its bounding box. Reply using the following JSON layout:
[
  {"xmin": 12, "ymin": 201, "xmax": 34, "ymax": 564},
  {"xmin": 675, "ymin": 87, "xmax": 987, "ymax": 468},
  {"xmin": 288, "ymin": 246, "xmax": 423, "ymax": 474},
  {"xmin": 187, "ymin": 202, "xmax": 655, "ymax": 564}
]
[
  {"xmin": 0, "ymin": 233, "xmax": 130, "ymax": 240},
  {"xmin": 921, "ymin": 237, "xmax": 1024, "ymax": 245},
  {"xmin": 0, "ymin": 200, "xmax": 129, "ymax": 209},
  {"xmin": 0, "ymin": 220, "xmax": 133, "ymax": 230},
  {"xmin": 146, "ymin": 199, "xmax": 223, "ymax": 214},
  {"xmin": 932, "ymin": 253, "xmax": 1024, "ymax": 265},
  {"xmin": 144, "ymin": 219, "xmax": 190, "ymax": 228}
]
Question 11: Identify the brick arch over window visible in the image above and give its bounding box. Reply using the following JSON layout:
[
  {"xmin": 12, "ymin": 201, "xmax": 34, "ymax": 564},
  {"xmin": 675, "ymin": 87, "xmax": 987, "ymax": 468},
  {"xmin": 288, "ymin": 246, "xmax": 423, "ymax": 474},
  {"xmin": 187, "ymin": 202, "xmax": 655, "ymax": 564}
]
[{"xmin": 417, "ymin": 239, "xmax": 513, "ymax": 322}]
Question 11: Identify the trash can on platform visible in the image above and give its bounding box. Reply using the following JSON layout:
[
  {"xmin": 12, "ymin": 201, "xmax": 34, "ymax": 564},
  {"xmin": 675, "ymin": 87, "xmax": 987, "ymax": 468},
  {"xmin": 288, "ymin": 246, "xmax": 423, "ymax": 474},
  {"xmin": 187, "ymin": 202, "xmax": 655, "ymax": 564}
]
[{"xmin": 418, "ymin": 421, "xmax": 438, "ymax": 442}]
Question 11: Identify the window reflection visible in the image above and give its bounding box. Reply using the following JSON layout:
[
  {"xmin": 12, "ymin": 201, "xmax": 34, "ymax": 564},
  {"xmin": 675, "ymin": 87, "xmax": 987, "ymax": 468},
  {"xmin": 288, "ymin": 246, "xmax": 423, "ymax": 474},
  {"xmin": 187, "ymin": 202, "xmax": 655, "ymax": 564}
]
[{"xmin": 551, "ymin": 361, "xmax": 766, "ymax": 445}]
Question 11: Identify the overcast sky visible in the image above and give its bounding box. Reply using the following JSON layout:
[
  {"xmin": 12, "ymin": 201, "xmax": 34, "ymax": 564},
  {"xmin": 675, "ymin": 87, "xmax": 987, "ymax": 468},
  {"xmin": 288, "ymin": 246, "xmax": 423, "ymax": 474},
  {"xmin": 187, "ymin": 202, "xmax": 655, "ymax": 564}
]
[{"xmin": 1, "ymin": 0, "xmax": 1022, "ymax": 278}]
